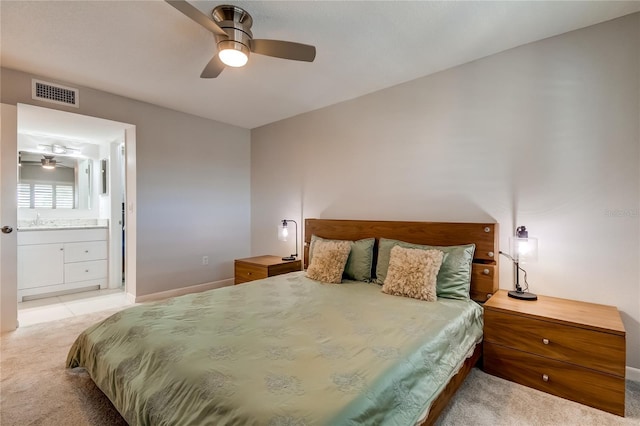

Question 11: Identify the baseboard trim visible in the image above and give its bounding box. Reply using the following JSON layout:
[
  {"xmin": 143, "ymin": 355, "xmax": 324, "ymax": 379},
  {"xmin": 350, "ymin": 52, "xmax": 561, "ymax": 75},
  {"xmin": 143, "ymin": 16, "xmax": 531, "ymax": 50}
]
[
  {"xmin": 133, "ymin": 278, "xmax": 234, "ymax": 303},
  {"xmin": 627, "ymin": 366, "xmax": 640, "ymax": 382}
]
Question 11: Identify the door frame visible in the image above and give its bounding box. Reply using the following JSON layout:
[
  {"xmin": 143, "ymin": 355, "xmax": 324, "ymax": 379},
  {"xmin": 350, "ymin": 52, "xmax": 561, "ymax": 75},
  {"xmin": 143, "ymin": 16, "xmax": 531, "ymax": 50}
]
[{"xmin": 1, "ymin": 104, "xmax": 18, "ymax": 332}]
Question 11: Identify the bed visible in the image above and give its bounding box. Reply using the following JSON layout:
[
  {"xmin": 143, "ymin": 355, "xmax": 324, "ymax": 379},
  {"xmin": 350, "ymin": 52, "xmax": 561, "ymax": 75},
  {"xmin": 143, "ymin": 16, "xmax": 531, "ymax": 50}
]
[{"xmin": 67, "ymin": 219, "xmax": 499, "ymax": 425}]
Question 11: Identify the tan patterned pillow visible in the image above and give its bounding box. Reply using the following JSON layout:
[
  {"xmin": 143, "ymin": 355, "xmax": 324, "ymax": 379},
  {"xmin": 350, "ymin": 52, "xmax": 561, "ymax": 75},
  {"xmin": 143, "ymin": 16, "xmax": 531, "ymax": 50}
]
[
  {"xmin": 382, "ymin": 246, "xmax": 444, "ymax": 301},
  {"xmin": 306, "ymin": 239, "xmax": 351, "ymax": 284}
]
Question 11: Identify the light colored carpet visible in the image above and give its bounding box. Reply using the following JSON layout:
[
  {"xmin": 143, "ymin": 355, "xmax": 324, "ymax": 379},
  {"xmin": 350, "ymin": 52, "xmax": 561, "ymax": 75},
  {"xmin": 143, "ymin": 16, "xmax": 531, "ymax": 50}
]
[
  {"xmin": 1, "ymin": 308, "xmax": 127, "ymax": 426},
  {"xmin": 436, "ymin": 368, "xmax": 640, "ymax": 426},
  {"xmin": 1, "ymin": 309, "xmax": 638, "ymax": 426}
]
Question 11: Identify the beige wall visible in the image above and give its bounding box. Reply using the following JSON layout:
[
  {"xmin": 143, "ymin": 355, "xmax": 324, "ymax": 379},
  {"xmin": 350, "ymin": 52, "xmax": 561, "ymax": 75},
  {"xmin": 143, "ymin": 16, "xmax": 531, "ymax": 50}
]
[
  {"xmin": 251, "ymin": 14, "xmax": 640, "ymax": 368},
  {"xmin": 1, "ymin": 68, "xmax": 251, "ymax": 297}
]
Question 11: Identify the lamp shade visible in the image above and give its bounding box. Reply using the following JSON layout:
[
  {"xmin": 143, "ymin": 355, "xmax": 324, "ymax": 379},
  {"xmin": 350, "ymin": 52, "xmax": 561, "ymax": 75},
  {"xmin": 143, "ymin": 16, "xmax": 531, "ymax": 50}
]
[
  {"xmin": 278, "ymin": 222, "xmax": 289, "ymax": 241},
  {"xmin": 510, "ymin": 236, "xmax": 538, "ymax": 262}
]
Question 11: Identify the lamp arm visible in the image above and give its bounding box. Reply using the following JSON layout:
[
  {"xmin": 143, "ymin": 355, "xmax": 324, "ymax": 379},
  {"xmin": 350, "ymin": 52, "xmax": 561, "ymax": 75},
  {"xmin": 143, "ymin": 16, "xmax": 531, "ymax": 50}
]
[
  {"xmin": 291, "ymin": 220, "xmax": 298, "ymax": 257},
  {"xmin": 498, "ymin": 250, "xmax": 515, "ymax": 262},
  {"xmin": 498, "ymin": 251, "xmax": 528, "ymax": 293}
]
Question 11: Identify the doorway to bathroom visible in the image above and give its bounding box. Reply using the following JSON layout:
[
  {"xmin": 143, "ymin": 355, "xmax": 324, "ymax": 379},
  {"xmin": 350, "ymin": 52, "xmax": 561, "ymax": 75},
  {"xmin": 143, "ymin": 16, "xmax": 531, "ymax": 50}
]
[{"xmin": 15, "ymin": 104, "xmax": 136, "ymax": 325}]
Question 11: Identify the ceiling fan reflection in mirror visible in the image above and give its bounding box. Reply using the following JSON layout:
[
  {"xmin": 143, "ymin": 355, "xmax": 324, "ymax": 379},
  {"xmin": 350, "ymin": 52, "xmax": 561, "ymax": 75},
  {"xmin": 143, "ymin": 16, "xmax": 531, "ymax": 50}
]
[
  {"xmin": 166, "ymin": 1, "xmax": 317, "ymax": 78},
  {"xmin": 19, "ymin": 152, "xmax": 76, "ymax": 170}
]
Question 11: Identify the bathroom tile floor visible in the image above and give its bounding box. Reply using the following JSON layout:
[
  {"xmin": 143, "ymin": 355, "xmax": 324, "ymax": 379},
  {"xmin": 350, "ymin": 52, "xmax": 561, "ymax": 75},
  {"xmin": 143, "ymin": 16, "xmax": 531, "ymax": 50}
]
[{"xmin": 17, "ymin": 288, "xmax": 134, "ymax": 327}]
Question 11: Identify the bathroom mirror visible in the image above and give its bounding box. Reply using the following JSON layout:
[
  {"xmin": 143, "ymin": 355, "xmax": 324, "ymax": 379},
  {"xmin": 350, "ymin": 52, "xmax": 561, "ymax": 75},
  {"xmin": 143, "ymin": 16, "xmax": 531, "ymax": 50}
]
[{"xmin": 18, "ymin": 151, "xmax": 93, "ymax": 210}]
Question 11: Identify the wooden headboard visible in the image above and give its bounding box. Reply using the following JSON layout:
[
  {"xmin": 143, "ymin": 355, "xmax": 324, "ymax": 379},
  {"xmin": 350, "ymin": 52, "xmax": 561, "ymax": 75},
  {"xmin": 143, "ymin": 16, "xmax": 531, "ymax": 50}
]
[{"xmin": 304, "ymin": 219, "xmax": 499, "ymax": 302}]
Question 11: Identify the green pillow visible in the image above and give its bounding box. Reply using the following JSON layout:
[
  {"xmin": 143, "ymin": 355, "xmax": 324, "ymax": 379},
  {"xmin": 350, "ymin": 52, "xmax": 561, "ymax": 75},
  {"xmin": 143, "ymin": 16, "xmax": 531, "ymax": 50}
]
[
  {"xmin": 310, "ymin": 235, "xmax": 375, "ymax": 282},
  {"xmin": 375, "ymin": 238, "xmax": 475, "ymax": 300}
]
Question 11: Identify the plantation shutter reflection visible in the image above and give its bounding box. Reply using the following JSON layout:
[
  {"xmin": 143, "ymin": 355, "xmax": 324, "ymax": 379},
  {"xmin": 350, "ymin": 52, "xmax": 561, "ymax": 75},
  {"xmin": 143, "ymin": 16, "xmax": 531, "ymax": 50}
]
[
  {"xmin": 19, "ymin": 183, "xmax": 74, "ymax": 209},
  {"xmin": 55, "ymin": 184, "xmax": 74, "ymax": 209},
  {"xmin": 33, "ymin": 184, "xmax": 53, "ymax": 208},
  {"xmin": 17, "ymin": 183, "xmax": 31, "ymax": 208}
]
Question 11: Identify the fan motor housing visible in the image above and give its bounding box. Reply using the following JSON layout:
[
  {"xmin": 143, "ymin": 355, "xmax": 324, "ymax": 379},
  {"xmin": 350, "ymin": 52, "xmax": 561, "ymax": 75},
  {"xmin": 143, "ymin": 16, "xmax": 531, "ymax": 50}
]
[{"xmin": 212, "ymin": 5, "xmax": 253, "ymax": 48}]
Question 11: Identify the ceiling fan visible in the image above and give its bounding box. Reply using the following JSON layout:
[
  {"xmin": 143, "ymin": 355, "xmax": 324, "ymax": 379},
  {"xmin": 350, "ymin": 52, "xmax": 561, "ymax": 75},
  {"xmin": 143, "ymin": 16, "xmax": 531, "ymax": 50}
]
[{"xmin": 166, "ymin": 1, "xmax": 316, "ymax": 78}]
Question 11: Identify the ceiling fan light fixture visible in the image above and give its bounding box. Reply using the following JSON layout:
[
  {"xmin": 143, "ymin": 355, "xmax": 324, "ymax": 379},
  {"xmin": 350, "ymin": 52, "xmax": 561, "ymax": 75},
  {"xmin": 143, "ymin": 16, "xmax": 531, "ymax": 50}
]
[
  {"xmin": 41, "ymin": 156, "xmax": 56, "ymax": 169},
  {"xmin": 218, "ymin": 40, "xmax": 249, "ymax": 67}
]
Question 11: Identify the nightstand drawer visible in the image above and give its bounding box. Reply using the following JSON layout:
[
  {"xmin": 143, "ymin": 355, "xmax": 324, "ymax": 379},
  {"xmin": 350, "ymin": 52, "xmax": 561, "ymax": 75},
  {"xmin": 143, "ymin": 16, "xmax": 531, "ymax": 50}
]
[
  {"xmin": 234, "ymin": 263, "xmax": 268, "ymax": 283},
  {"xmin": 484, "ymin": 342, "xmax": 625, "ymax": 416},
  {"xmin": 268, "ymin": 262, "xmax": 301, "ymax": 276},
  {"xmin": 234, "ymin": 256, "xmax": 302, "ymax": 285},
  {"xmin": 484, "ymin": 309, "xmax": 625, "ymax": 377}
]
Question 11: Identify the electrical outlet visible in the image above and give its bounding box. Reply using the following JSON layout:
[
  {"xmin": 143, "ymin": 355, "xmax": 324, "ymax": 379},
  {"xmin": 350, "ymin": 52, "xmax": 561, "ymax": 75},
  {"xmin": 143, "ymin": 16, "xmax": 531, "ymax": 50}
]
[{"xmin": 202, "ymin": 256, "xmax": 209, "ymax": 265}]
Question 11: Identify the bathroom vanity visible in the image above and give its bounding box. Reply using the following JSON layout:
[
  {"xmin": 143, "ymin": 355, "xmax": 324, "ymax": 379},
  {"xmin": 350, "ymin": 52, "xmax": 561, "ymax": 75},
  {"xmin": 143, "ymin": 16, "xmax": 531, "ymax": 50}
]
[{"xmin": 17, "ymin": 224, "xmax": 108, "ymax": 301}]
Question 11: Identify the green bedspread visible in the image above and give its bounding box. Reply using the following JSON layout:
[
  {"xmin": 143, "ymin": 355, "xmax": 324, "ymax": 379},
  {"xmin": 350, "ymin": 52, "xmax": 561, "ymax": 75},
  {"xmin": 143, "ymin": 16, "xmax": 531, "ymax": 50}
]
[{"xmin": 67, "ymin": 272, "xmax": 483, "ymax": 426}]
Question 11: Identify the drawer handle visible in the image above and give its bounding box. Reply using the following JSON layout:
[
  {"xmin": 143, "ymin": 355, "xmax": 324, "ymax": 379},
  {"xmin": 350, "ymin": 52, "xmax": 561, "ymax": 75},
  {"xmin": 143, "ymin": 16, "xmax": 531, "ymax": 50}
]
[
  {"xmin": 85, "ymin": 250, "xmax": 89, "ymax": 253},
  {"xmin": 542, "ymin": 338, "xmax": 550, "ymax": 345},
  {"xmin": 483, "ymin": 269, "xmax": 490, "ymax": 275},
  {"xmin": 85, "ymin": 269, "xmax": 89, "ymax": 273},
  {"xmin": 542, "ymin": 374, "xmax": 549, "ymax": 382},
  {"xmin": 247, "ymin": 272, "xmax": 252, "ymax": 275}
]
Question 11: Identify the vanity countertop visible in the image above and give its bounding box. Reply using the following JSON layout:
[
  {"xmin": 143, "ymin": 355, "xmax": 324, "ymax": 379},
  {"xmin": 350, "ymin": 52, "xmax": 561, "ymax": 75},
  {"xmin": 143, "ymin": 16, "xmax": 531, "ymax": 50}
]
[{"xmin": 17, "ymin": 218, "xmax": 109, "ymax": 232}]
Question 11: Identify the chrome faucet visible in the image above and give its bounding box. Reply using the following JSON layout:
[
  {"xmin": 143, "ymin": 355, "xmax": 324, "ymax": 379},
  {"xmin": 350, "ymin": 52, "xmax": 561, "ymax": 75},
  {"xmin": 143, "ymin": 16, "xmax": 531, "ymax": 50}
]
[{"xmin": 33, "ymin": 212, "xmax": 41, "ymax": 226}]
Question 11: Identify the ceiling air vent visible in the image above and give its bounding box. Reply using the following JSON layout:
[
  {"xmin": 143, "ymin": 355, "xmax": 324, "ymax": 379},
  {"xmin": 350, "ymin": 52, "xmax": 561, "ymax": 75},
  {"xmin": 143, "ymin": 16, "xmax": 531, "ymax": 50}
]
[{"xmin": 31, "ymin": 79, "xmax": 79, "ymax": 108}]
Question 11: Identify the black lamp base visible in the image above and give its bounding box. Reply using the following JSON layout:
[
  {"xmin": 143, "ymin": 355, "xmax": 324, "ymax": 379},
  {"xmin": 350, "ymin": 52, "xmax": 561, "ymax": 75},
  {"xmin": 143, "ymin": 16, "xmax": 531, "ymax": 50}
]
[
  {"xmin": 508, "ymin": 290, "xmax": 538, "ymax": 301},
  {"xmin": 281, "ymin": 256, "xmax": 296, "ymax": 261}
]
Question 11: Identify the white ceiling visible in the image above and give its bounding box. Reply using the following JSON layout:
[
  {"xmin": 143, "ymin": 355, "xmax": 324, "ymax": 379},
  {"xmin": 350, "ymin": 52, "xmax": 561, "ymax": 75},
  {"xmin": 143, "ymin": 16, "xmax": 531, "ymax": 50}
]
[{"xmin": 2, "ymin": 1, "xmax": 639, "ymax": 129}]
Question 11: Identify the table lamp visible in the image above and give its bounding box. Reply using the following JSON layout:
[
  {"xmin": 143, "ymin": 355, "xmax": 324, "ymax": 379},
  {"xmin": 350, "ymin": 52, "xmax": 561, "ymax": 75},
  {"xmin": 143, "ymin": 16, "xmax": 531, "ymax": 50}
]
[
  {"xmin": 501, "ymin": 225, "xmax": 538, "ymax": 301},
  {"xmin": 277, "ymin": 219, "xmax": 298, "ymax": 261}
]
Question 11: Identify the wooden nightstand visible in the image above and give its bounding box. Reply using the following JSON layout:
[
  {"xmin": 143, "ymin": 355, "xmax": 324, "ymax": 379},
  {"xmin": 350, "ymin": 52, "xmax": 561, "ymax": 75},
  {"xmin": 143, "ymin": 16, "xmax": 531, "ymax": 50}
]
[
  {"xmin": 483, "ymin": 290, "xmax": 626, "ymax": 416},
  {"xmin": 234, "ymin": 255, "xmax": 302, "ymax": 285}
]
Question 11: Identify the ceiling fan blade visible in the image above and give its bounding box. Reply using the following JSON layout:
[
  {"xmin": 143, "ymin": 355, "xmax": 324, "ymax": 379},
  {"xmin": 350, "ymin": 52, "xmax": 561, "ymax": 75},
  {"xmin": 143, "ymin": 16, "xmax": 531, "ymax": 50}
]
[
  {"xmin": 166, "ymin": 0, "xmax": 228, "ymax": 38},
  {"xmin": 250, "ymin": 39, "xmax": 316, "ymax": 62},
  {"xmin": 200, "ymin": 54, "xmax": 225, "ymax": 78}
]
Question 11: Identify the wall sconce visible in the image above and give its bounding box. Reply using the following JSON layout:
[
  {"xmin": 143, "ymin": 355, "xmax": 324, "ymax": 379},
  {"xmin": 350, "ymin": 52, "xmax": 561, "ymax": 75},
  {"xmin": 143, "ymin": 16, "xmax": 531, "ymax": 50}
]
[
  {"xmin": 52, "ymin": 144, "xmax": 67, "ymax": 154},
  {"xmin": 36, "ymin": 143, "xmax": 81, "ymax": 157},
  {"xmin": 277, "ymin": 219, "xmax": 298, "ymax": 261},
  {"xmin": 500, "ymin": 225, "xmax": 538, "ymax": 301},
  {"xmin": 100, "ymin": 159, "xmax": 108, "ymax": 195}
]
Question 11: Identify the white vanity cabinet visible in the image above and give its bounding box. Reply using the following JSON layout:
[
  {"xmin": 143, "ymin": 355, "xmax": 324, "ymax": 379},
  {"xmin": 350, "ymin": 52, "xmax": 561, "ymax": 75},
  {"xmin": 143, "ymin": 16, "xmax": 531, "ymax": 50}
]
[
  {"xmin": 17, "ymin": 228, "xmax": 108, "ymax": 301},
  {"xmin": 18, "ymin": 244, "xmax": 65, "ymax": 288}
]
